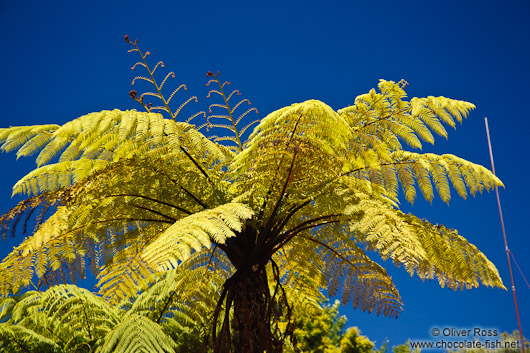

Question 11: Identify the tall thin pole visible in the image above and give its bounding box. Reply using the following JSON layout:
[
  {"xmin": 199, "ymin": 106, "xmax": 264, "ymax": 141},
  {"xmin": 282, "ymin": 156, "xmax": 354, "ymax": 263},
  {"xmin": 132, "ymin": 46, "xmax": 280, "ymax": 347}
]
[{"xmin": 485, "ymin": 117, "xmax": 526, "ymax": 353}]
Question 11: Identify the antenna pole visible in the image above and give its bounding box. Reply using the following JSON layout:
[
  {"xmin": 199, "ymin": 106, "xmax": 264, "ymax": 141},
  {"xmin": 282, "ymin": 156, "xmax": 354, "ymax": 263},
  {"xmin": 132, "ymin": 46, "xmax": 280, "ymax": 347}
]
[{"xmin": 485, "ymin": 117, "xmax": 526, "ymax": 353}]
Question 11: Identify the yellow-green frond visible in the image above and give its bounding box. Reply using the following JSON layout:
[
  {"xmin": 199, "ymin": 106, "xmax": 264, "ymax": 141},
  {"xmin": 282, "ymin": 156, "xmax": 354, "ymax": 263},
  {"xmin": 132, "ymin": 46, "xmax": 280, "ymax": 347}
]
[
  {"xmin": 0, "ymin": 207, "xmax": 77, "ymax": 296},
  {"xmin": 349, "ymin": 199, "xmax": 504, "ymax": 290},
  {"xmin": 390, "ymin": 151, "xmax": 502, "ymax": 203},
  {"xmin": 243, "ymin": 100, "xmax": 352, "ymax": 160},
  {"xmin": 0, "ymin": 323, "xmax": 62, "ymax": 353},
  {"xmin": 12, "ymin": 159, "xmax": 110, "ymax": 196},
  {"xmin": 40, "ymin": 285, "xmax": 120, "ymax": 350},
  {"xmin": 141, "ymin": 202, "xmax": 254, "ymax": 269},
  {"xmin": 0, "ymin": 125, "xmax": 59, "ymax": 155},
  {"xmin": 338, "ymin": 81, "xmax": 476, "ymax": 156},
  {"xmin": 403, "ymin": 214, "xmax": 504, "ymax": 290},
  {"xmin": 410, "ymin": 96, "xmax": 475, "ymax": 130},
  {"xmin": 4, "ymin": 110, "xmax": 229, "ymax": 196},
  {"xmin": 286, "ymin": 231, "xmax": 402, "ymax": 318},
  {"xmin": 96, "ymin": 315, "xmax": 177, "ymax": 353}
]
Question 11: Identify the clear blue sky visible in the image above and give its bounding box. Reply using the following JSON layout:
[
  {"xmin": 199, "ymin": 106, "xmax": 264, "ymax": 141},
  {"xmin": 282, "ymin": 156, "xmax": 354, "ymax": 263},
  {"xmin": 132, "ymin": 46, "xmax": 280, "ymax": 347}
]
[{"xmin": 1, "ymin": 0, "xmax": 529, "ymax": 349}]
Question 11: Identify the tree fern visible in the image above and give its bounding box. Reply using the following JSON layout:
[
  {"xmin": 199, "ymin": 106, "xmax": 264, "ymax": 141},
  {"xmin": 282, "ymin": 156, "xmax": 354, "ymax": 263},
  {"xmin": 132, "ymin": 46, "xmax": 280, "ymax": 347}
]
[{"xmin": 0, "ymin": 37, "xmax": 505, "ymax": 353}]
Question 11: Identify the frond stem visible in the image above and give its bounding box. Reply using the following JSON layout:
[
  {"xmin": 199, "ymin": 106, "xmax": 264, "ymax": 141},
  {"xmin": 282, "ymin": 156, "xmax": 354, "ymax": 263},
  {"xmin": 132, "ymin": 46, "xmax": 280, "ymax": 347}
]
[
  {"xmin": 131, "ymin": 42, "xmax": 175, "ymax": 120},
  {"xmin": 128, "ymin": 41, "xmax": 212, "ymax": 183},
  {"xmin": 9, "ymin": 334, "xmax": 32, "ymax": 353},
  {"xmin": 80, "ymin": 298, "xmax": 94, "ymax": 341},
  {"xmin": 280, "ymin": 159, "xmax": 417, "ymax": 221},
  {"xmin": 271, "ymin": 215, "xmax": 342, "ymax": 254},
  {"xmin": 180, "ymin": 186, "xmax": 210, "ymax": 209},
  {"xmin": 298, "ymin": 234, "xmax": 360, "ymax": 272},
  {"xmin": 260, "ymin": 148, "xmax": 298, "ymax": 245},
  {"xmin": 211, "ymin": 75, "xmax": 243, "ymax": 151},
  {"xmin": 178, "ymin": 145, "xmax": 212, "ymax": 182},
  {"xmin": 107, "ymin": 193, "xmax": 192, "ymax": 215},
  {"xmin": 361, "ymin": 107, "xmax": 410, "ymax": 128},
  {"xmin": 131, "ymin": 204, "xmax": 177, "ymax": 222},
  {"xmin": 257, "ymin": 113, "xmax": 303, "ymax": 220},
  {"xmin": 155, "ymin": 287, "xmax": 179, "ymax": 324},
  {"xmin": 271, "ymin": 199, "xmax": 313, "ymax": 239}
]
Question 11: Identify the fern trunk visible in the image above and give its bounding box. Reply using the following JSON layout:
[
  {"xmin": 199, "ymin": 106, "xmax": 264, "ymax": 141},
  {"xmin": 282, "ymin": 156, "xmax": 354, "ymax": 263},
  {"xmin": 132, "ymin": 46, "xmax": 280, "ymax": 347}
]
[
  {"xmin": 215, "ymin": 225, "xmax": 284, "ymax": 353},
  {"xmin": 232, "ymin": 267, "xmax": 279, "ymax": 353},
  {"xmin": 215, "ymin": 266, "xmax": 281, "ymax": 353}
]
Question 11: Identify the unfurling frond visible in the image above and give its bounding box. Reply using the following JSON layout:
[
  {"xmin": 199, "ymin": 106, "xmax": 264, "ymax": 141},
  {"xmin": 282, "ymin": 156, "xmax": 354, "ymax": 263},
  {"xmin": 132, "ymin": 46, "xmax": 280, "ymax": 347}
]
[
  {"xmin": 126, "ymin": 37, "xmax": 202, "ymax": 122},
  {"xmin": 206, "ymin": 71, "xmax": 259, "ymax": 151}
]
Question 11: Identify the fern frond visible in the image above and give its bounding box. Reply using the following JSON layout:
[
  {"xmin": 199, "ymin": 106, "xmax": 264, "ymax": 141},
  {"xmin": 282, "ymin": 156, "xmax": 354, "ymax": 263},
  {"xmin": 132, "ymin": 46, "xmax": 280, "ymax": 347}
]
[
  {"xmin": 0, "ymin": 125, "xmax": 59, "ymax": 154},
  {"xmin": 403, "ymin": 214, "xmax": 505, "ymax": 289},
  {"xmin": 348, "ymin": 197, "xmax": 504, "ymax": 289},
  {"xmin": 339, "ymin": 81, "xmax": 476, "ymax": 155},
  {"xmin": 141, "ymin": 202, "xmax": 254, "ymax": 269},
  {"xmin": 289, "ymin": 232, "xmax": 402, "ymax": 318},
  {"xmin": 97, "ymin": 315, "xmax": 177, "ymax": 353},
  {"xmin": 390, "ymin": 151, "xmax": 502, "ymax": 203},
  {"xmin": 131, "ymin": 76, "xmax": 154, "ymax": 85},
  {"xmin": 96, "ymin": 254, "xmax": 157, "ymax": 304},
  {"xmin": 410, "ymin": 96, "xmax": 475, "ymax": 130},
  {"xmin": 127, "ymin": 262, "xmax": 225, "ymax": 327},
  {"xmin": 0, "ymin": 323, "xmax": 62, "ymax": 353},
  {"xmin": 39, "ymin": 285, "xmax": 119, "ymax": 350},
  {"xmin": 0, "ymin": 207, "xmax": 78, "ymax": 296},
  {"xmin": 206, "ymin": 71, "xmax": 259, "ymax": 151},
  {"xmin": 3, "ymin": 110, "xmax": 228, "ymax": 196},
  {"xmin": 12, "ymin": 159, "xmax": 110, "ymax": 196}
]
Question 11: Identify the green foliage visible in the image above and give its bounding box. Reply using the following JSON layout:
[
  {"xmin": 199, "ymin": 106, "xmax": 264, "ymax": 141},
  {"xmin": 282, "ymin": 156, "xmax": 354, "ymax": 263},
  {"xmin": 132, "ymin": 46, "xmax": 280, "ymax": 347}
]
[
  {"xmin": 286, "ymin": 300, "xmax": 382, "ymax": 353},
  {"xmin": 339, "ymin": 327, "xmax": 376, "ymax": 353},
  {"xmin": 97, "ymin": 315, "xmax": 177, "ymax": 353},
  {"xmin": 0, "ymin": 280, "xmax": 215, "ymax": 352},
  {"xmin": 0, "ymin": 282, "xmax": 385, "ymax": 353},
  {"xmin": 288, "ymin": 300, "xmax": 347, "ymax": 352},
  {"xmin": 0, "ymin": 37, "xmax": 505, "ymax": 352},
  {"xmin": 392, "ymin": 340, "xmax": 421, "ymax": 353}
]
